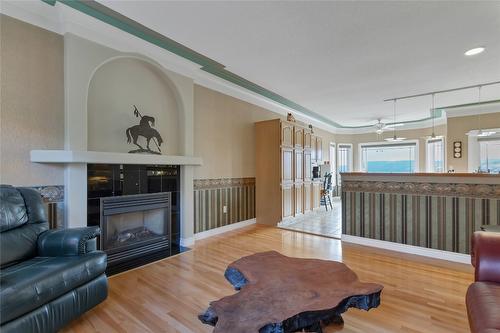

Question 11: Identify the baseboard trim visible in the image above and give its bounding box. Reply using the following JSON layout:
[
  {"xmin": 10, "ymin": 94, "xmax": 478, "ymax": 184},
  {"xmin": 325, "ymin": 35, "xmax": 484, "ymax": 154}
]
[
  {"xmin": 341, "ymin": 234, "xmax": 471, "ymax": 264},
  {"xmin": 195, "ymin": 218, "xmax": 256, "ymax": 241}
]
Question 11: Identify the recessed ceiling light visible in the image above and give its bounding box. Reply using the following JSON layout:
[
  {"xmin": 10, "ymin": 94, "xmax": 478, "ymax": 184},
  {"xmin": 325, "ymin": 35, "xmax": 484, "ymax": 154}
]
[{"xmin": 464, "ymin": 47, "xmax": 485, "ymax": 56}]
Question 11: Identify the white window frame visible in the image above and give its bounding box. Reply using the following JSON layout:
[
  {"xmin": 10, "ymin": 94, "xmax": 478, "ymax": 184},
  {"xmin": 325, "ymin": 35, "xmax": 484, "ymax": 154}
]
[
  {"xmin": 358, "ymin": 140, "xmax": 420, "ymax": 173},
  {"xmin": 337, "ymin": 143, "xmax": 353, "ymax": 175},
  {"xmin": 425, "ymin": 137, "xmax": 446, "ymax": 173},
  {"xmin": 478, "ymin": 135, "xmax": 500, "ymax": 172},
  {"xmin": 467, "ymin": 128, "xmax": 500, "ymax": 172}
]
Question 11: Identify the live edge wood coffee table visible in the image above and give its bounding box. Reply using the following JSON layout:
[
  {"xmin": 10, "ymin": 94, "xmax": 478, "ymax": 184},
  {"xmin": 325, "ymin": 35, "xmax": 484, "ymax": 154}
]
[{"xmin": 199, "ymin": 251, "xmax": 383, "ymax": 333}]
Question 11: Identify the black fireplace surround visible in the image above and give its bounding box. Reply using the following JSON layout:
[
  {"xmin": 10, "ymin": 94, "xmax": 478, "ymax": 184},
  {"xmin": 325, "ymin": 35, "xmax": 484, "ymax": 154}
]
[{"xmin": 88, "ymin": 164, "xmax": 181, "ymax": 275}]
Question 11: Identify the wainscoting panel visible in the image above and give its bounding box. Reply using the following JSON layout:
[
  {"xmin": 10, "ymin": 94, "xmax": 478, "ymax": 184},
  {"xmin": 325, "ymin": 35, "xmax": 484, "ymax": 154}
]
[
  {"xmin": 194, "ymin": 178, "xmax": 255, "ymax": 233},
  {"xmin": 342, "ymin": 189, "xmax": 500, "ymax": 254}
]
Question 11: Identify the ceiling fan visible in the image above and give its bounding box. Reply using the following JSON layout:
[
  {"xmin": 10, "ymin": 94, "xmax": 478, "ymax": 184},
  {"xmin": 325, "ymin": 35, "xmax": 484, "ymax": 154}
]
[{"xmin": 373, "ymin": 119, "xmax": 403, "ymax": 135}]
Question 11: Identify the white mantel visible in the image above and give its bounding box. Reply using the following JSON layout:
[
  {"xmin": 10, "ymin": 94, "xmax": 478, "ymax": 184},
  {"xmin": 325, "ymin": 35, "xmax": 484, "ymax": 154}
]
[{"xmin": 30, "ymin": 150, "xmax": 203, "ymax": 166}]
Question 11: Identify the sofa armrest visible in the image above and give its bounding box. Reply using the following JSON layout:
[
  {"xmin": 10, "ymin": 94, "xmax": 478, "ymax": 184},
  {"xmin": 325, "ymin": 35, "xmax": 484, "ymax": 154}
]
[
  {"xmin": 472, "ymin": 231, "xmax": 500, "ymax": 283},
  {"xmin": 37, "ymin": 226, "xmax": 101, "ymax": 256}
]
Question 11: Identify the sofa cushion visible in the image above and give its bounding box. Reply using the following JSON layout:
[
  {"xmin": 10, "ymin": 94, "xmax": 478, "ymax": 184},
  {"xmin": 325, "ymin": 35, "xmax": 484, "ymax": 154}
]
[
  {"xmin": 466, "ymin": 282, "xmax": 500, "ymax": 333},
  {"xmin": 1, "ymin": 274, "xmax": 108, "ymax": 333},
  {"xmin": 0, "ymin": 224, "xmax": 48, "ymax": 268},
  {"xmin": 0, "ymin": 185, "xmax": 28, "ymax": 232},
  {"xmin": 0, "ymin": 186, "xmax": 48, "ymax": 268},
  {"xmin": 0, "ymin": 251, "xmax": 107, "ymax": 324}
]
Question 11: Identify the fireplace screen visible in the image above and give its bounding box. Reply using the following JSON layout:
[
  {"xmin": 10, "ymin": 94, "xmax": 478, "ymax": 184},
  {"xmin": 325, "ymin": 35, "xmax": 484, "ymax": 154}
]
[
  {"xmin": 104, "ymin": 208, "xmax": 167, "ymax": 251},
  {"xmin": 101, "ymin": 192, "xmax": 171, "ymax": 255}
]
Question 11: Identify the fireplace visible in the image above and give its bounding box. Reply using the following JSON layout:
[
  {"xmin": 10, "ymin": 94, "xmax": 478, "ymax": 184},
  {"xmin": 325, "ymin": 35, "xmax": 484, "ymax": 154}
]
[
  {"xmin": 87, "ymin": 164, "xmax": 182, "ymax": 275},
  {"xmin": 101, "ymin": 192, "xmax": 171, "ymax": 268}
]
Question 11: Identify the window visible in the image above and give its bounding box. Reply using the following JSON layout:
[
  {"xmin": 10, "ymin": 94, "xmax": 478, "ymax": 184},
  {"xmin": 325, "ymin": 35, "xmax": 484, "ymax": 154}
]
[
  {"xmin": 360, "ymin": 141, "xmax": 418, "ymax": 173},
  {"xmin": 479, "ymin": 137, "xmax": 500, "ymax": 173},
  {"xmin": 337, "ymin": 144, "xmax": 352, "ymax": 184},
  {"xmin": 426, "ymin": 138, "xmax": 445, "ymax": 172}
]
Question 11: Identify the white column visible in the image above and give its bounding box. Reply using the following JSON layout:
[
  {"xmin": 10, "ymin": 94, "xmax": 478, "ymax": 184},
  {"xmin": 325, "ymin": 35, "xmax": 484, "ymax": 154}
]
[
  {"xmin": 180, "ymin": 165, "xmax": 195, "ymax": 246},
  {"xmin": 63, "ymin": 34, "xmax": 118, "ymax": 228},
  {"xmin": 63, "ymin": 34, "xmax": 89, "ymax": 228}
]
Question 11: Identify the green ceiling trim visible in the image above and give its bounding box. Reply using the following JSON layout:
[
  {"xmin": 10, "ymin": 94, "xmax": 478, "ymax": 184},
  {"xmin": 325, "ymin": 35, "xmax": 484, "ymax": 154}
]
[
  {"xmin": 42, "ymin": 0, "xmax": 445, "ymax": 130},
  {"xmin": 41, "ymin": 0, "xmax": 56, "ymax": 6}
]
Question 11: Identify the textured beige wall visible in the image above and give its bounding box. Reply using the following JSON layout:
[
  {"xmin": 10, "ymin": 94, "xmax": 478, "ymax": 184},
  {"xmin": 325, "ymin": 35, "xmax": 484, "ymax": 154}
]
[
  {"xmin": 447, "ymin": 112, "xmax": 500, "ymax": 172},
  {"xmin": 335, "ymin": 124, "xmax": 447, "ymax": 172},
  {"xmin": 193, "ymin": 85, "xmax": 340, "ymax": 179},
  {"xmin": 193, "ymin": 85, "xmax": 279, "ymax": 179},
  {"xmin": 88, "ymin": 57, "xmax": 180, "ymax": 155},
  {"xmin": 0, "ymin": 15, "xmax": 64, "ymax": 186}
]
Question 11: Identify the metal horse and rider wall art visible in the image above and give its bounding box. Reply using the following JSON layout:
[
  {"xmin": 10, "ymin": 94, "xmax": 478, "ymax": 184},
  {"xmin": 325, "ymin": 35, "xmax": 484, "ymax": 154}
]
[{"xmin": 126, "ymin": 105, "xmax": 164, "ymax": 155}]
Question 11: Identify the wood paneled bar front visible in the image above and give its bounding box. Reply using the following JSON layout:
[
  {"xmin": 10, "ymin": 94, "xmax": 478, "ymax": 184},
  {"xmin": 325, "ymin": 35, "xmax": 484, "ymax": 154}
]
[{"xmin": 341, "ymin": 172, "xmax": 500, "ymax": 254}]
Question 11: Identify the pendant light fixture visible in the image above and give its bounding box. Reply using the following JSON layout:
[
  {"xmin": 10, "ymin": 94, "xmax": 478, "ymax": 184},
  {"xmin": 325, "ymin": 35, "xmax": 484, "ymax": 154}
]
[{"xmin": 385, "ymin": 99, "xmax": 406, "ymax": 142}]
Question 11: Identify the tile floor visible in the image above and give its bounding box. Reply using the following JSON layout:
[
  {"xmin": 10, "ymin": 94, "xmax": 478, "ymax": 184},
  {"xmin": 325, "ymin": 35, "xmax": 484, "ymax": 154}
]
[{"xmin": 279, "ymin": 197, "xmax": 342, "ymax": 238}]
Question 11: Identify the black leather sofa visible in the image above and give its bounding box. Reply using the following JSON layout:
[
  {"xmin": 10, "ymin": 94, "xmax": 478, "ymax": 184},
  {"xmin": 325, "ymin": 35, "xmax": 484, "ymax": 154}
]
[{"xmin": 0, "ymin": 185, "xmax": 108, "ymax": 332}]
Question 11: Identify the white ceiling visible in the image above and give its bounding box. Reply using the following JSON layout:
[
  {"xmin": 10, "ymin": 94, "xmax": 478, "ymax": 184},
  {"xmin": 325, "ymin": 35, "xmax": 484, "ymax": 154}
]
[{"xmin": 99, "ymin": 1, "xmax": 500, "ymax": 127}]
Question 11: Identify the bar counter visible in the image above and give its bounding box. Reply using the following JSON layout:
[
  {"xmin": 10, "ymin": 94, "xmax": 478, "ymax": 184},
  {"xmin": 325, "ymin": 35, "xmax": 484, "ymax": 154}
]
[{"xmin": 341, "ymin": 173, "xmax": 500, "ymax": 254}]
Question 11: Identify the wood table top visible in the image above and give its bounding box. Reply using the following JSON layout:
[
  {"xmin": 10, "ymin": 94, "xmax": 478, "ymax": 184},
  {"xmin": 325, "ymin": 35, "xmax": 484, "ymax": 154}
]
[{"xmin": 200, "ymin": 251, "xmax": 383, "ymax": 333}]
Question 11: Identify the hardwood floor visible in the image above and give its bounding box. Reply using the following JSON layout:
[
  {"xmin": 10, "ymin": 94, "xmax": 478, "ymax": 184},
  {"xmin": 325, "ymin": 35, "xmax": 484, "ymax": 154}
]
[{"xmin": 63, "ymin": 225, "xmax": 473, "ymax": 333}]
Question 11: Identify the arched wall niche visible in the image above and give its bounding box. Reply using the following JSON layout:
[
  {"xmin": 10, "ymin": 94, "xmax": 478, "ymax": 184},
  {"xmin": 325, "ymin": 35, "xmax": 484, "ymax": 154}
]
[
  {"xmin": 64, "ymin": 34, "xmax": 195, "ymax": 241},
  {"xmin": 87, "ymin": 56, "xmax": 185, "ymax": 155}
]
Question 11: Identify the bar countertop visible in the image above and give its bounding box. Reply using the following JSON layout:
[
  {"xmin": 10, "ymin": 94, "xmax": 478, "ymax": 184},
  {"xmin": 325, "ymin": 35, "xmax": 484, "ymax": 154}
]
[{"xmin": 341, "ymin": 172, "xmax": 500, "ymax": 185}]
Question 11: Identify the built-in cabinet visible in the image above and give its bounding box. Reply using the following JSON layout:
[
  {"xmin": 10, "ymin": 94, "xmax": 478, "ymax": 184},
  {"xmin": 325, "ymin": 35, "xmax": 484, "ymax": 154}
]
[
  {"xmin": 255, "ymin": 119, "xmax": 323, "ymax": 225},
  {"xmin": 312, "ymin": 182, "xmax": 321, "ymax": 209}
]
